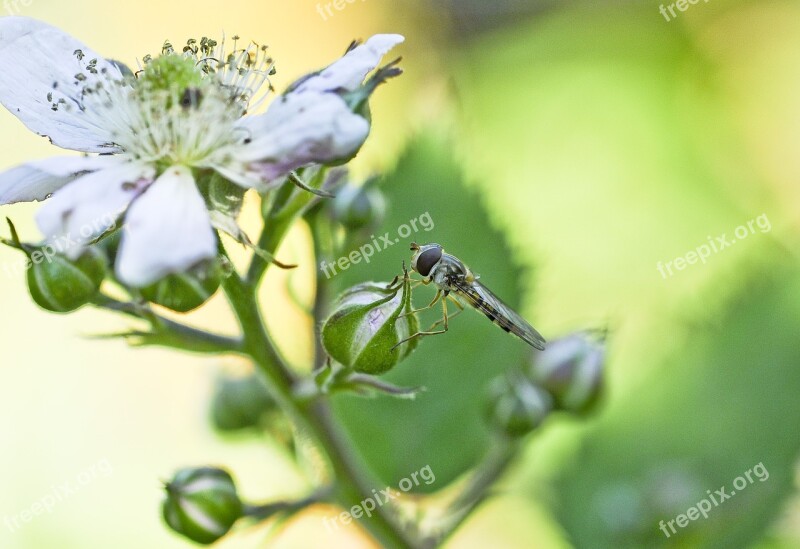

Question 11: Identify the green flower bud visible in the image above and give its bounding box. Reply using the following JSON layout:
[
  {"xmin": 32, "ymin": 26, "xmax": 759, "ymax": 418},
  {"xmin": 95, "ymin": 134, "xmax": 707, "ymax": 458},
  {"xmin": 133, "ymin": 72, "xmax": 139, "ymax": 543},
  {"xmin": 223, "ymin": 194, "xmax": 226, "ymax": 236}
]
[
  {"xmin": 162, "ymin": 467, "xmax": 243, "ymax": 545},
  {"xmin": 529, "ymin": 333, "xmax": 605, "ymax": 414},
  {"xmin": 140, "ymin": 260, "xmax": 223, "ymax": 313},
  {"xmin": 27, "ymin": 247, "xmax": 107, "ymax": 313},
  {"xmin": 487, "ymin": 373, "xmax": 553, "ymax": 438},
  {"xmin": 332, "ymin": 181, "xmax": 386, "ymax": 231},
  {"xmin": 2, "ymin": 219, "xmax": 107, "ymax": 313},
  {"xmin": 322, "ymin": 274, "xmax": 418, "ymax": 375},
  {"xmin": 210, "ymin": 373, "xmax": 276, "ymax": 432}
]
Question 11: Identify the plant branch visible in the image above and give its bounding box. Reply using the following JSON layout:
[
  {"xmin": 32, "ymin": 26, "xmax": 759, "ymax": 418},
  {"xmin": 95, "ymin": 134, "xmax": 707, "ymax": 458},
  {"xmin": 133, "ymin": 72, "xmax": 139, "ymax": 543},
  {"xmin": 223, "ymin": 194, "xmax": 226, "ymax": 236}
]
[
  {"xmin": 90, "ymin": 294, "xmax": 243, "ymax": 355},
  {"xmin": 243, "ymin": 487, "xmax": 332, "ymax": 521},
  {"xmin": 246, "ymin": 168, "xmax": 341, "ymax": 286},
  {"xmin": 222, "ymin": 269, "xmax": 419, "ymax": 547},
  {"xmin": 222, "ymin": 213, "xmax": 420, "ymax": 548}
]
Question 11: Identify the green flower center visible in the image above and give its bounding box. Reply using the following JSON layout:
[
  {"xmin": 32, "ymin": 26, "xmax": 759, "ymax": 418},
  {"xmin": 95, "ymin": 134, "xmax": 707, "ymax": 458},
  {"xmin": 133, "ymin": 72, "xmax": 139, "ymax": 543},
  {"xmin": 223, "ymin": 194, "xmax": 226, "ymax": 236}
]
[{"xmin": 138, "ymin": 54, "xmax": 207, "ymax": 108}]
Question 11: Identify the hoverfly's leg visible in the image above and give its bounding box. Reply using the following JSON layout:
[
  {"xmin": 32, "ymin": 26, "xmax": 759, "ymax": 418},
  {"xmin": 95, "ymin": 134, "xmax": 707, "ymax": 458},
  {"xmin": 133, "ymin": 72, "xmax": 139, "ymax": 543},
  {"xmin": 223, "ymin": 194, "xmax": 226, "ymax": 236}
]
[
  {"xmin": 403, "ymin": 276, "xmax": 430, "ymax": 290},
  {"xmin": 391, "ymin": 296, "xmax": 450, "ymax": 350},
  {"xmin": 428, "ymin": 296, "xmax": 463, "ymax": 330},
  {"xmin": 387, "ymin": 264, "xmax": 426, "ymax": 290},
  {"xmin": 400, "ymin": 289, "xmax": 441, "ymax": 318}
]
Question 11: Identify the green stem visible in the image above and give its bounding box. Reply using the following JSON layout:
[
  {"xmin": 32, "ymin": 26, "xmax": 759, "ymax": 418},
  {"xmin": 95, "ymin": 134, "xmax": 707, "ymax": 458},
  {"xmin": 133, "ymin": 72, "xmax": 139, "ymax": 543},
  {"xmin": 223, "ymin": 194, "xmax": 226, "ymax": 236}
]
[
  {"xmin": 243, "ymin": 487, "xmax": 331, "ymax": 520},
  {"xmin": 306, "ymin": 207, "xmax": 332, "ymax": 371},
  {"xmin": 226, "ymin": 172, "xmax": 419, "ymax": 547},
  {"xmin": 222, "ymin": 271, "xmax": 419, "ymax": 548},
  {"xmin": 246, "ymin": 188, "xmax": 314, "ymax": 285}
]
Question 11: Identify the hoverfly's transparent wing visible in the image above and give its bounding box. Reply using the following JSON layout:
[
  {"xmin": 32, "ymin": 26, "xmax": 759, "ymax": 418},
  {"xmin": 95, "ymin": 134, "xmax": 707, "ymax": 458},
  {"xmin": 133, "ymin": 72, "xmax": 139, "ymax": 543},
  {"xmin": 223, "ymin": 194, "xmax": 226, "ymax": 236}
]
[{"xmin": 451, "ymin": 278, "xmax": 546, "ymax": 350}]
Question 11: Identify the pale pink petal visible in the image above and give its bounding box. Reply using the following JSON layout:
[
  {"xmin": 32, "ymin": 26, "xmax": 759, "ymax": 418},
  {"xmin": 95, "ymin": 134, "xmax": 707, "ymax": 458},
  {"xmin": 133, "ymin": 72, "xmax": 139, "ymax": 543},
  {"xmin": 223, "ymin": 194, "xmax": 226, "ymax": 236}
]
[
  {"xmin": 0, "ymin": 17, "xmax": 123, "ymax": 152},
  {"xmin": 116, "ymin": 166, "xmax": 216, "ymax": 287},
  {"xmin": 0, "ymin": 155, "xmax": 125, "ymax": 204},
  {"xmin": 293, "ymin": 34, "xmax": 404, "ymax": 93},
  {"xmin": 235, "ymin": 92, "xmax": 369, "ymax": 180},
  {"xmin": 36, "ymin": 161, "xmax": 154, "ymax": 257}
]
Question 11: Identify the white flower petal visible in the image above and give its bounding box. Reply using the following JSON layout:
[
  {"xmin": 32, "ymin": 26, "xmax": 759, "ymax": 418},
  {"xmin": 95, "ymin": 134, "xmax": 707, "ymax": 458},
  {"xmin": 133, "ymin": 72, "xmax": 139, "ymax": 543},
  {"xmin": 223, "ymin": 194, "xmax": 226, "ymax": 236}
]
[
  {"xmin": 209, "ymin": 163, "xmax": 266, "ymax": 190},
  {"xmin": 0, "ymin": 155, "xmax": 125, "ymax": 204},
  {"xmin": 36, "ymin": 161, "xmax": 154, "ymax": 257},
  {"xmin": 235, "ymin": 93, "xmax": 369, "ymax": 180},
  {"xmin": 0, "ymin": 17, "xmax": 123, "ymax": 153},
  {"xmin": 116, "ymin": 166, "xmax": 216, "ymax": 287},
  {"xmin": 293, "ymin": 34, "xmax": 404, "ymax": 93}
]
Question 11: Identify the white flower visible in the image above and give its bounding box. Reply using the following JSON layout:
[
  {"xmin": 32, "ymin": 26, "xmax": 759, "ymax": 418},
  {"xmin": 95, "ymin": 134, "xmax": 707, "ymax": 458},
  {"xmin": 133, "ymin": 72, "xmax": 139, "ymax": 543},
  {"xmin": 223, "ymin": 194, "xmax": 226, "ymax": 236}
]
[{"xmin": 0, "ymin": 17, "xmax": 403, "ymax": 286}]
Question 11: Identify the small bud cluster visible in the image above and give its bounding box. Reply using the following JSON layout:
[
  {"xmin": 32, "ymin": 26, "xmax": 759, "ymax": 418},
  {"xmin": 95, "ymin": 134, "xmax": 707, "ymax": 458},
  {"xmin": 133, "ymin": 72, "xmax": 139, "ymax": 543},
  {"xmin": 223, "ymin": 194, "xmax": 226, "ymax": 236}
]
[
  {"xmin": 1, "ymin": 220, "xmax": 225, "ymax": 315},
  {"xmin": 486, "ymin": 332, "xmax": 606, "ymax": 437}
]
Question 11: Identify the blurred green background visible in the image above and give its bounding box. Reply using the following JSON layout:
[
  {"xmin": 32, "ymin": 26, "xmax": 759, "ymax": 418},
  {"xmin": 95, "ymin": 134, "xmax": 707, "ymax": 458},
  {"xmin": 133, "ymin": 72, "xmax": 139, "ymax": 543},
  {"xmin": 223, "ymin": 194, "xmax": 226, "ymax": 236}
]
[{"xmin": 1, "ymin": 0, "xmax": 799, "ymax": 548}]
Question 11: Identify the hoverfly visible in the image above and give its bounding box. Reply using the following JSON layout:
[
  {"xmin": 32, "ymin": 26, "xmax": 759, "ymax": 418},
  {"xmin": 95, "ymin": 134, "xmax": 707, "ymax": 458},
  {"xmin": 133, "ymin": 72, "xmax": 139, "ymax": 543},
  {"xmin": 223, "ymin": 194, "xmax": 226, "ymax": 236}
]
[{"xmin": 397, "ymin": 242, "xmax": 546, "ymax": 350}]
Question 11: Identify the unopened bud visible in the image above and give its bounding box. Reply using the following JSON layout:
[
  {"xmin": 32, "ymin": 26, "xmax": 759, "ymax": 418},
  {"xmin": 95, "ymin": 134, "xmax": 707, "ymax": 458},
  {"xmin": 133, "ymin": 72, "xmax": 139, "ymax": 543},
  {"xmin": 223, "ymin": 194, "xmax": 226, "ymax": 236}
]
[
  {"xmin": 140, "ymin": 260, "xmax": 223, "ymax": 313},
  {"xmin": 529, "ymin": 332, "xmax": 605, "ymax": 414},
  {"xmin": 332, "ymin": 181, "xmax": 386, "ymax": 231},
  {"xmin": 487, "ymin": 373, "xmax": 553, "ymax": 438},
  {"xmin": 322, "ymin": 273, "xmax": 418, "ymax": 375},
  {"xmin": 162, "ymin": 467, "xmax": 243, "ymax": 545},
  {"xmin": 28, "ymin": 248, "xmax": 106, "ymax": 313},
  {"xmin": 3, "ymin": 219, "xmax": 107, "ymax": 313},
  {"xmin": 210, "ymin": 373, "xmax": 276, "ymax": 432}
]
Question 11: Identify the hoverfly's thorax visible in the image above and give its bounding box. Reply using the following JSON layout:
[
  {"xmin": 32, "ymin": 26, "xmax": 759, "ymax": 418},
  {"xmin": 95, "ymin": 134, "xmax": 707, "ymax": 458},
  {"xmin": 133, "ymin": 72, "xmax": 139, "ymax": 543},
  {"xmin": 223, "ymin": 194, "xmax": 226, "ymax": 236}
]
[{"xmin": 432, "ymin": 253, "xmax": 469, "ymax": 290}]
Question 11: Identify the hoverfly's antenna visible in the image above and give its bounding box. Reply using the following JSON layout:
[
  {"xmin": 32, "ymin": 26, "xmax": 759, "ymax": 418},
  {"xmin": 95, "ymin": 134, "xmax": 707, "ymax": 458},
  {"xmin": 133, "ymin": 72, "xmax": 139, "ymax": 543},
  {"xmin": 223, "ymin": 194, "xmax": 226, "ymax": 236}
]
[{"xmin": 410, "ymin": 242, "xmax": 420, "ymax": 251}]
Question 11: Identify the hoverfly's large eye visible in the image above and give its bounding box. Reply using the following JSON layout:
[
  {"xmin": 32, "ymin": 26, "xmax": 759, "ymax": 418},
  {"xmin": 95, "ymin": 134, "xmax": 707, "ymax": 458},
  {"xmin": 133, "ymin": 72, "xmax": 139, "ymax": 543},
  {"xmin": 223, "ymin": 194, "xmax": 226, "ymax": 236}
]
[{"xmin": 416, "ymin": 246, "xmax": 443, "ymax": 277}]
